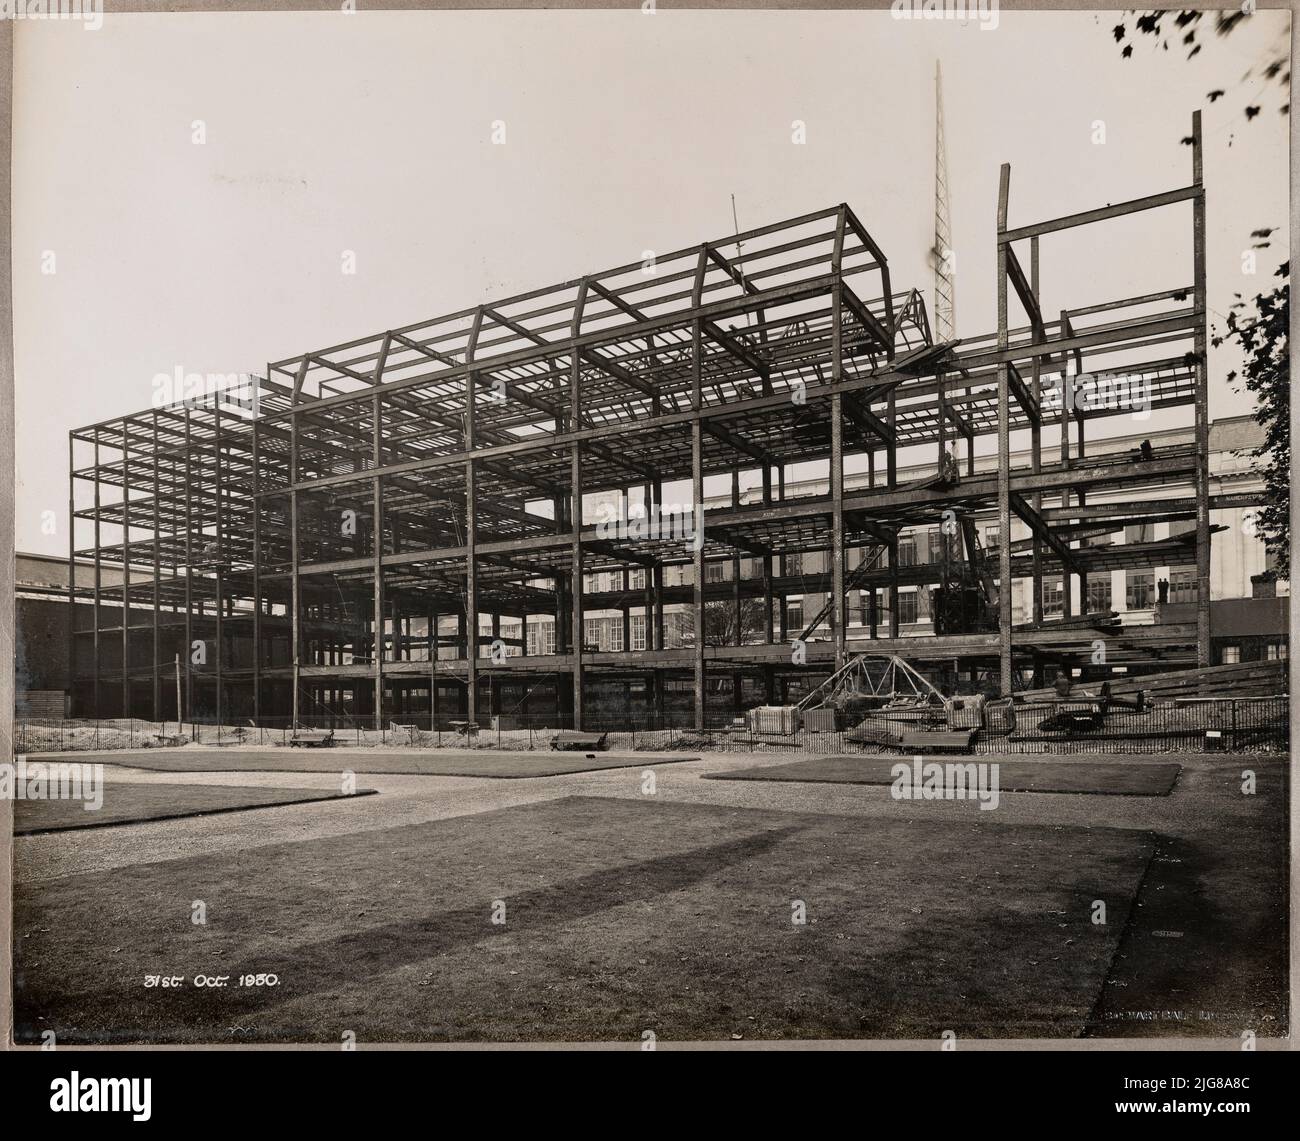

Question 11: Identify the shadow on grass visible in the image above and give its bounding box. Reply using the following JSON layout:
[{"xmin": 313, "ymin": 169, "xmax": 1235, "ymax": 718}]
[{"xmin": 15, "ymin": 822, "xmax": 803, "ymax": 1039}]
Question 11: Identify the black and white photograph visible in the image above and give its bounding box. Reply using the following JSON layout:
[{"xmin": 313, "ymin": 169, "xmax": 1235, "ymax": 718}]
[{"xmin": 0, "ymin": 0, "xmax": 1294, "ymax": 1112}]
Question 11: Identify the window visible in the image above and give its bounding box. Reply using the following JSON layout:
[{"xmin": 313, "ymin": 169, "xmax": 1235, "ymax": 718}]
[
  {"xmin": 930, "ymin": 528, "xmax": 955, "ymax": 563},
  {"xmin": 897, "ymin": 592, "xmax": 918, "ymax": 624},
  {"xmin": 786, "ymin": 604, "xmax": 804, "ymax": 633},
  {"xmin": 584, "ymin": 617, "xmax": 601, "ymax": 650},
  {"xmin": 1266, "ymin": 643, "xmax": 1288, "ymax": 661},
  {"xmin": 984, "ymin": 526, "xmax": 1000, "ymax": 551},
  {"xmin": 1168, "ymin": 567, "xmax": 1198, "ymax": 605},
  {"xmin": 706, "ymin": 562, "xmax": 725, "ymax": 583},
  {"xmin": 784, "ymin": 553, "xmax": 803, "ymax": 576},
  {"xmin": 1043, "ymin": 578, "xmax": 1064, "ymax": 618},
  {"xmin": 848, "ymin": 590, "xmax": 866, "ymax": 625},
  {"xmin": 606, "ymin": 618, "xmax": 624, "ymax": 653},
  {"xmin": 1086, "ymin": 573, "xmax": 1112, "ymax": 613},
  {"xmin": 1221, "ymin": 645, "xmax": 1241, "ymax": 664},
  {"xmin": 528, "ymin": 621, "xmax": 556, "ymax": 656},
  {"xmin": 1126, "ymin": 570, "xmax": 1154, "ymax": 610},
  {"xmin": 897, "ymin": 535, "xmax": 918, "ymax": 567},
  {"xmin": 630, "ymin": 614, "xmax": 647, "ymax": 651},
  {"xmin": 629, "ymin": 569, "xmax": 646, "ymax": 590},
  {"xmin": 499, "ymin": 622, "xmax": 522, "ymax": 658},
  {"xmin": 1125, "ymin": 523, "xmax": 1153, "ymax": 544}
]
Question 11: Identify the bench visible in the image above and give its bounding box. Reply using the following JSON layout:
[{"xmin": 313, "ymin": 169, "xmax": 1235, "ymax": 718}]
[
  {"xmin": 151, "ymin": 733, "xmax": 185, "ymax": 747},
  {"xmin": 289, "ymin": 730, "xmax": 335, "ymax": 748},
  {"xmin": 897, "ymin": 728, "xmax": 976, "ymax": 753},
  {"xmin": 551, "ymin": 729, "xmax": 608, "ymax": 752}
]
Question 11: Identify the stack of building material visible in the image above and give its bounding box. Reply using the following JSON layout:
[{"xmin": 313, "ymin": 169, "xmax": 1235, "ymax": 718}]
[
  {"xmin": 1018, "ymin": 659, "xmax": 1285, "ymax": 703},
  {"xmin": 802, "ymin": 707, "xmax": 843, "ymax": 733},
  {"xmin": 945, "ymin": 693, "xmax": 987, "ymax": 729},
  {"xmin": 747, "ymin": 706, "xmax": 802, "ymax": 734},
  {"xmin": 844, "ymin": 720, "xmax": 905, "ymax": 748}
]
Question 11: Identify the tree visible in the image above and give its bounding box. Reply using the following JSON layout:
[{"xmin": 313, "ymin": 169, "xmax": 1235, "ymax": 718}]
[
  {"xmin": 1216, "ymin": 261, "xmax": 1290, "ymax": 576},
  {"xmin": 1111, "ymin": 10, "xmax": 1289, "ymax": 125},
  {"xmin": 680, "ymin": 598, "xmax": 770, "ymax": 648}
]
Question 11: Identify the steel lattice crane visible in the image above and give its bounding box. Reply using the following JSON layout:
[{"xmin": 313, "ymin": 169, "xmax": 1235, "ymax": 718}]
[{"xmin": 932, "ymin": 60, "xmax": 956, "ymax": 341}]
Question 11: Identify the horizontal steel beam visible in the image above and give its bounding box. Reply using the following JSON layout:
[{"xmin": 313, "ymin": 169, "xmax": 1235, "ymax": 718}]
[{"xmin": 1000, "ymin": 185, "xmax": 1201, "ymax": 245}]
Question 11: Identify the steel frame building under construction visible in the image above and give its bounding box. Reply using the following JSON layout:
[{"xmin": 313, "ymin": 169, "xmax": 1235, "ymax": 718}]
[{"xmin": 69, "ymin": 113, "xmax": 1240, "ymax": 730}]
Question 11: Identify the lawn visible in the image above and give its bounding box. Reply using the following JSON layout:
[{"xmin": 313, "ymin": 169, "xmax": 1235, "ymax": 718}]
[
  {"xmin": 14, "ymin": 795, "xmax": 1153, "ymax": 1044},
  {"xmin": 14, "ymin": 782, "xmax": 376, "ymax": 835},
  {"xmin": 90, "ymin": 749, "xmax": 696, "ymax": 778},
  {"xmin": 705, "ymin": 756, "xmax": 1183, "ymax": 796}
]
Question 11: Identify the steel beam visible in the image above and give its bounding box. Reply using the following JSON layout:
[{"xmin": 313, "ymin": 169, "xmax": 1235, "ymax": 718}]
[
  {"xmin": 1191, "ymin": 112, "xmax": 1211, "ymax": 670},
  {"xmin": 996, "ymin": 164, "xmax": 1013, "ymax": 695}
]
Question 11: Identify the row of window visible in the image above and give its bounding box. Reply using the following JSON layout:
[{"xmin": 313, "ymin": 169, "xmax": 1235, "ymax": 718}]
[
  {"xmin": 1039, "ymin": 570, "xmax": 1200, "ymax": 614},
  {"xmin": 561, "ymin": 506, "xmax": 1247, "ymax": 601},
  {"xmin": 520, "ymin": 615, "xmax": 651, "ymax": 655},
  {"xmin": 583, "ymin": 570, "xmax": 649, "ymax": 593},
  {"xmin": 1221, "ymin": 644, "xmax": 1287, "ymax": 663},
  {"xmin": 491, "ymin": 564, "xmax": 1204, "ymax": 656}
]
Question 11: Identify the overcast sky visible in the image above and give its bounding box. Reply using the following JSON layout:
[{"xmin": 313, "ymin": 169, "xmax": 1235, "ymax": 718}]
[{"xmin": 12, "ymin": 8, "xmax": 1291, "ymax": 555}]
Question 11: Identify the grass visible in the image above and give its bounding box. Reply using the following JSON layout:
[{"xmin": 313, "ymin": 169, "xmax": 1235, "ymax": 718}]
[
  {"xmin": 14, "ymin": 795, "xmax": 1153, "ymax": 1044},
  {"xmin": 14, "ymin": 783, "xmax": 376, "ymax": 835},
  {"xmin": 17, "ymin": 725, "xmax": 174, "ymax": 754},
  {"xmin": 87, "ymin": 749, "xmax": 697, "ymax": 778},
  {"xmin": 705, "ymin": 756, "xmax": 1183, "ymax": 796}
]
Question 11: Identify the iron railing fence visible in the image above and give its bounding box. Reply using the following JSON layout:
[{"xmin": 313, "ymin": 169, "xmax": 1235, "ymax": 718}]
[{"xmin": 14, "ymin": 697, "xmax": 1288, "ymax": 755}]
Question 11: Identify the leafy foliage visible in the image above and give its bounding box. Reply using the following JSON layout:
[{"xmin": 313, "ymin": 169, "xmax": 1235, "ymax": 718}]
[
  {"xmin": 1111, "ymin": 9, "xmax": 1289, "ymax": 119},
  {"xmin": 681, "ymin": 597, "xmax": 771, "ymax": 648},
  {"xmin": 1214, "ymin": 262, "xmax": 1290, "ymax": 577}
]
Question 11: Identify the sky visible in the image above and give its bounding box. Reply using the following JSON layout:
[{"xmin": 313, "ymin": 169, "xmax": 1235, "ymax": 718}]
[{"xmin": 12, "ymin": 7, "xmax": 1291, "ymax": 555}]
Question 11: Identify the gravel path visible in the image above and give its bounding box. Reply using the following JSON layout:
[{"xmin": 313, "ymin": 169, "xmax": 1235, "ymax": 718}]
[{"xmin": 13, "ymin": 748, "xmax": 1280, "ymax": 884}]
